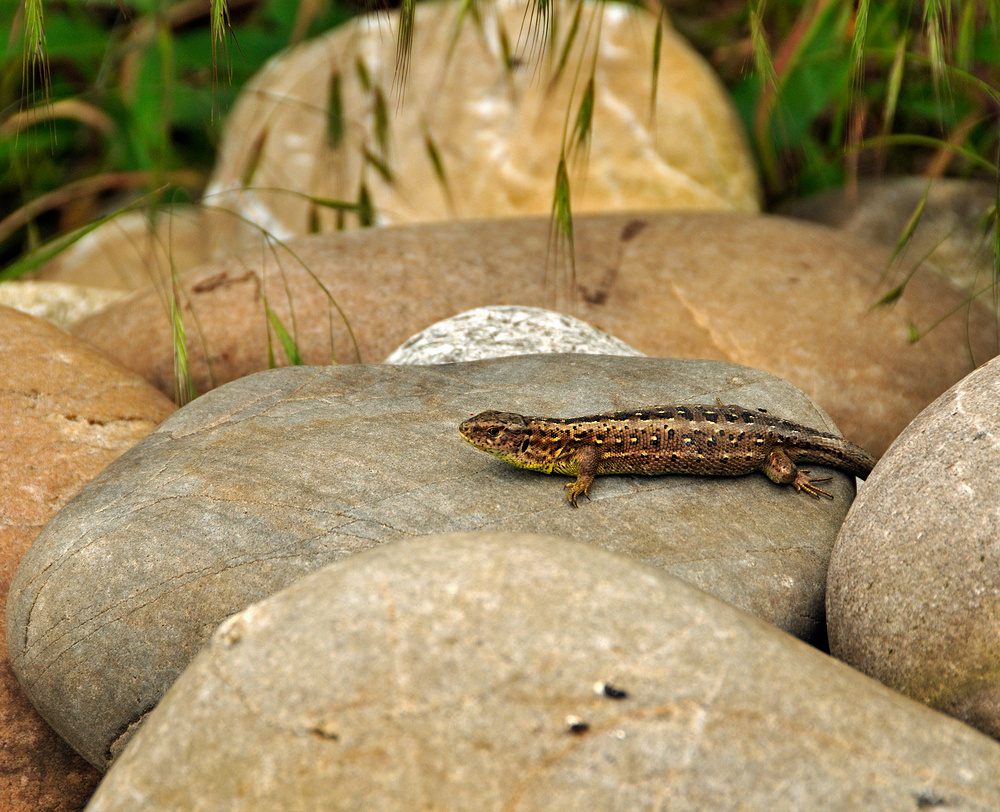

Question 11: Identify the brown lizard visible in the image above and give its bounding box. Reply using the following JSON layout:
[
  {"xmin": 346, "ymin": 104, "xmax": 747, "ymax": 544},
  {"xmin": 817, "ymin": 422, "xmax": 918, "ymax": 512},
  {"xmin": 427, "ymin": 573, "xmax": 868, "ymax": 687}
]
[{"xmin": 459, "ymin": 403, "xmax": 876, "ymax": 507}]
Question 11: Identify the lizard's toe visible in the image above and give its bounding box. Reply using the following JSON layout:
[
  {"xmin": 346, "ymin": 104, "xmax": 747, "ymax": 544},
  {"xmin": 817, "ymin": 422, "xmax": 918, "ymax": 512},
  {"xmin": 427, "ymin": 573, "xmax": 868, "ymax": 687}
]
[{"xmin": 794, "ymin": 470, "xmax": 834, "ymax": 499}]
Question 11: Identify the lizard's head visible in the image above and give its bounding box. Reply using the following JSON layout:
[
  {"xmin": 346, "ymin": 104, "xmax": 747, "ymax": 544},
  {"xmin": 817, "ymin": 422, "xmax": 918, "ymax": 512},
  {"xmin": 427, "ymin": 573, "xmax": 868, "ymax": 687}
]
[{"xmin": 459, "ymin": 410, "xmax": 541, "ymax": 469}]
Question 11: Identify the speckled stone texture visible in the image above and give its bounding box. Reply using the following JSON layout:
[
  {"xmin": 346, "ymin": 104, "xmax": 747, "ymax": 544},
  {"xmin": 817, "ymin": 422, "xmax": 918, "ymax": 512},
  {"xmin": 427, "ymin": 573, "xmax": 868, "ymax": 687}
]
[
  {"xmin": 383, "ymin": 306, "xmax": 642, "ymax": 364},
  {"xmin": 0, "ymin": 306, "xmax": 176, "ymax": 811},
  {"xmin": 72, "ymin": 212, "xmax": 1000, "ymax": 457},
  {"xmin": 827, "ymin": 354, "xmax": 1000, "ymax": 739},
  {"xmin": 86, "ymin": 533, "xmax": 1000, "ymax": 811},
  {"xmin": 9, "ymin": 355, "xmax": 858, "ymax": 769}
]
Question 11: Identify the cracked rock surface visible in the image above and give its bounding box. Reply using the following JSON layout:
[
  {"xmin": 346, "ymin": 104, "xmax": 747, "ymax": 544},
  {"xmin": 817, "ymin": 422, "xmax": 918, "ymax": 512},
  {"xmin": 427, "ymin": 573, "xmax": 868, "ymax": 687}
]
[
  {"xmin": 10, "ymin": 354, "xmax": 857, "ymax": 769},
  {"xmin": 828, "ymin": 354, "xmax": 1000, "ymax": 740},
  {"xmin": 72, "ymin": 212, "xmax": 1000, "ymax": 458},
  {"xmin": 86, "ymin": 532, "xmax": 1000, "ymax": 811},
  {"xmin": 0, "ymin": 305, "xmax": 175, "ymax": 811}
]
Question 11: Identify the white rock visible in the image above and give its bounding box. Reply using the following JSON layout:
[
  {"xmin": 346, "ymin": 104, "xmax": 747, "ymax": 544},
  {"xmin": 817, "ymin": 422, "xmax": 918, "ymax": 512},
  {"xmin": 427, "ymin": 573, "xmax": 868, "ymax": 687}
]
[{"xmin": 383, "ymin": 306, "xmax": 642, "ymax": 364}]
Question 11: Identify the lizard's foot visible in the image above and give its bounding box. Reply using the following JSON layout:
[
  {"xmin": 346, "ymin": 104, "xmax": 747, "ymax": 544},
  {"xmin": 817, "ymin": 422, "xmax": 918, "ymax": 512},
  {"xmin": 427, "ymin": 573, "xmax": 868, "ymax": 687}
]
[
  {"xmin": 793, "ymin": 470, "xmax": 834, "ymax": 499},
  {"xmin": 565, "ymin": 481, "xmax": 592, "ymax": 508}
]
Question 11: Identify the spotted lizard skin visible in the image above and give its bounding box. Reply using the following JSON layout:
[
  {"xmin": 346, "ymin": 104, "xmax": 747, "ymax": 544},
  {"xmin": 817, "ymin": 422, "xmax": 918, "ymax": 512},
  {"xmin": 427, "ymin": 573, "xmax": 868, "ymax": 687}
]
[{"xmin": 459, "ymin": 404, "xmax": 877, "ymax": 507}]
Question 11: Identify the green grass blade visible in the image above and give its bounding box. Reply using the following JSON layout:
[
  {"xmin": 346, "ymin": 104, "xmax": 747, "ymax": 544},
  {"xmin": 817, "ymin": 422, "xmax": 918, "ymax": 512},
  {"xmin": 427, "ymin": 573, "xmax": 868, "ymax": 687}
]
[
  {"xmin": 0, "ymin": 194, "xmax": 158, "ymax": 281},
  {"xmin": 849, "ymin": 0, "xmax": 870, "ymax": 88},
  {"xmin": 21, "ymin": 0, "xmax": 51, "ymax": 104},
  {"xmin": 527, "ymin": 0, "xmax": 553, "ymax": 64},
  {"xmin": 570, "ymin": 76, "xmax": 594, "ymax": 158},
  {"xmin": 749, "ymin": 1, "xmax": 780, "ymax": 97},
  {"xmin": 327, "ymin": 71, "xmax": 344, "ymax": 149},
  {"xmin": 210, "ymin": 0, "xmax": 232, "ymax": 89},
  {"xmin": 873, "ymin": 283, "xmax": 905, "ymax": 308},
  {"xmin": 266, "ymin": 305, "xmax": 305, "ymax": 366},
  {"xmin": 547, "ymin": 152, "xmax": 575, "ymax": 308},
  {"xmin": 922, "ymin": 0, "xmax": 952, "ymax": 102},
  {"xmin": 357, "ymin": 183, "xmax": 375, "ymax": 227},
  {"xmin": 394, "ymin": 0, "xmax": 416, "ymax": 97},
  {"xmin": 498, "ymin": 17, "xmax": 516, "ymax": 73},
  {"xmin": 552, "ymin": 156, "xmax": 572, "ymax": 243},
  {"xmin": 364, "ymin": 149, "xmax": 394, "ymax": 184},
  {"xmin": 934, "ymin": 61, "xmax": 1000, "ymax": 109},
  {"xmin": 649, "ymin": 3, "xmax": 665, "ymax": 121},
  {"xmin": 955, "ymin": 1, "xmax": 975, "ymax": 73},
  {"xmin": 356, "ymin": 56, "xmax": 371, "ymax": 93},
  {"xmin": 240, "ymin": 128, "xmax": 268, "ymax": 187},
  {"xmin": 890, "ymin": 182, "xmax": 929, "ymax": 264},
  {"xmin": 881, "ymin": 31, "xmax": 907, "ymax": 136},
  {"xmin": 749, "ymin": 0, "xmax": 781, "ymax": 188},
  {"xmin": 424, "ymin": 127, "xmax": 453, "ymax": 209},
  {"xmin": 444, "ymin": 0, "xmax": 482, "ymax": 70},
  {"xmin": 309, "ymin": 195, "xmax": 361, "ymax": 213},
  {"xmin": 372, "ymin": 86, "xmax": 391, "ymax": 161},
  {"xmin": 549, "ymin": 0, "xmax": 584, "ymax": 88},
  {"xmin": 993, "ymin": 186, "xmax": 1000, "ymax": 313},
  {"xmin": 169, "ymin": 284, "xmax": 197, "ymax": 406},
  {"xmin": 853, "ymin": 134, "xmax": 996, "ymax": 173}
]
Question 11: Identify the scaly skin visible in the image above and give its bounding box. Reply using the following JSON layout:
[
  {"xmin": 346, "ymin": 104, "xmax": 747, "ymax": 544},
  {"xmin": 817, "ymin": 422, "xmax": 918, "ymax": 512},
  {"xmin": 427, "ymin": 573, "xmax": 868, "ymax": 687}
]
[{"xmin": 459, "ymin": 404, "xmax": 877, "ymax": 507}]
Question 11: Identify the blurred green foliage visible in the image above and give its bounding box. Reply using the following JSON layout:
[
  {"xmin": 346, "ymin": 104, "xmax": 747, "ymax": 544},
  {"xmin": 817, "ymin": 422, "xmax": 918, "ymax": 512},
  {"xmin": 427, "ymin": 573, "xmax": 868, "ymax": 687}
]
[
  {"xmin": 671, "ymin": 0, "xmax": 1000, "ymax": 203},
  {"xmin": 3, "ymin": 0, "xmax": 1000, "ymax": 268},
  {"xmin": 1, "ymin": 0, "xmax": 356, "ymax": 264}
]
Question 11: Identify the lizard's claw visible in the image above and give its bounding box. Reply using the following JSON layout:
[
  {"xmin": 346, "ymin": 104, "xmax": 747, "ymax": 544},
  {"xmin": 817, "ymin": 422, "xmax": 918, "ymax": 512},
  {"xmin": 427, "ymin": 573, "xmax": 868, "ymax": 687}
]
[
  {"xmin": 793, "ymin": 470, "xmax": 834, "ymax": 500},
  {"xmin": 565, "ymin": 481, "xmax": 591, "ymax": 508}
]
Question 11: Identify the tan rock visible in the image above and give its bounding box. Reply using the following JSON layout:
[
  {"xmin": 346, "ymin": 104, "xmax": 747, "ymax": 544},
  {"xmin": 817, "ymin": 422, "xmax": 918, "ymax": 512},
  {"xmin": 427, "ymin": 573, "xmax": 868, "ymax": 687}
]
[
  {"xmin": 30, "ymin": 207, "xmax": 215, "ymax": 292},
  {"xmin": 73, "ymin": 212, "xmax": 999, "ymax": 456},
  {"xmin": 204, "ymin": 0, "xmax": 759, "ymax": 244},
  {"xmin": 827, "ymin": 354, "xmax": 1000, "ymax": 740},
  {"xmin": 0, "ymin": 306, "xmax": 176, "ymax": 810},
  {"xmin": 783, "ymin": 177, "xmax": 997, "ymax": 307},
  {"xmin": 0, "ymin": 281, "xmax": 128, "ymax": 329}
]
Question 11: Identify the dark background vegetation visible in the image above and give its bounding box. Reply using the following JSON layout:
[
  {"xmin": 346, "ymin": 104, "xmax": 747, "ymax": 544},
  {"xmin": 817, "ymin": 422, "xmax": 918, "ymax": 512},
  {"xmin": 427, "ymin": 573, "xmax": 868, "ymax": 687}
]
[{"xmin": 2, "ymin": 0, "xmax": 999, "ymax": 271}]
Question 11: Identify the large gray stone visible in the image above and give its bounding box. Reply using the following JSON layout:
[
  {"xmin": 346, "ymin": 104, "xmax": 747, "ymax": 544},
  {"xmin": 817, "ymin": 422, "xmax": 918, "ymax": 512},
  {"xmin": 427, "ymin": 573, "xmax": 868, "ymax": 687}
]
[
  {"xmin": 86, "ymin": 533, "xmax": 1000, "ymax": 811},
  {"xmin": 827, "ymin": 354, "xmax": 1000, "ymax": 739},
  {"xmin": 8, "ymin": 354, "xmax": 865, "ymax": 769}
]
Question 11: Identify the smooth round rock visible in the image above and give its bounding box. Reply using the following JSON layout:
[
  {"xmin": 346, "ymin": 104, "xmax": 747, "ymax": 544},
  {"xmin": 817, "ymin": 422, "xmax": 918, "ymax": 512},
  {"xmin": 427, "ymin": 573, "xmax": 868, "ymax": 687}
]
[
  {"xmin": 827, "ymin": 353, "xmax": 1000, "ymax": 739},
  {"xmin": 86, "ymin": 533, "xmax": 1000, "ymax": 811},
  {"xmin": 383, "ymin": 305, "xmax": 642, "ymax": 363},
  {"xmin": 0, "ymin": 306, "xmax": 176, "ymax": 810},
  {"xmin": 205, "ymin": 0, "xmax": 759, "ymax": 244},
  {"xmin": 9, "ymin": 355, "xmax": 858, "ymax": 769},
  {"xmin": 783, "ymin": 177, "xmax": 996, "ymax": 303},
  {"xmin": 0, "ymin": 281, "xmax": 127, "ymax": 329},
  {"xmin": 71, "ymin": 212, "xmax": 1000, "ymax": 457},
  {"xmin": 30, "ymin": 206, "xmax": 215, "ymax": 292}
]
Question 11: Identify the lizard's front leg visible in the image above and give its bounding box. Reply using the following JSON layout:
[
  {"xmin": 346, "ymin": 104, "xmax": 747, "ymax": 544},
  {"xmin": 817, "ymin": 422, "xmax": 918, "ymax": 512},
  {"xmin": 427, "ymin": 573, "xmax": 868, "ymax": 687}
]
[
  {"xmin": 761, "ymin": 447, "xmax": 833, "ymax": 499},
  {"xmin": 565, "ymin": 445, "xmax": 601, "ymax": 508}
]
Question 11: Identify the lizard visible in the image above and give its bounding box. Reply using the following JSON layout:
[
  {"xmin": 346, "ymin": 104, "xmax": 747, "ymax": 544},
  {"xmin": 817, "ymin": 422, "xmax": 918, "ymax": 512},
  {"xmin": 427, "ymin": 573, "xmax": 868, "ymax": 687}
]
[{"xmin": 459, "ymin": 403, "xmax": 877, "ymax": 507}]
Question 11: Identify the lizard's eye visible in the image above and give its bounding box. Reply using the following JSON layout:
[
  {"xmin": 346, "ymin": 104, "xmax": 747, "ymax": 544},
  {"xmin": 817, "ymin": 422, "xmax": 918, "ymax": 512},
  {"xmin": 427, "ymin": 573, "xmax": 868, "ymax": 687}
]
[{"xmin": 487, "ymin": 426, "xmax": 503, "ymax": 437}]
